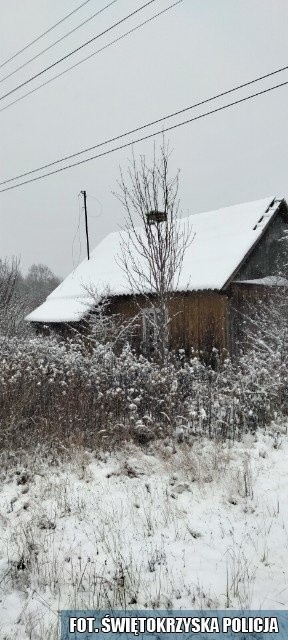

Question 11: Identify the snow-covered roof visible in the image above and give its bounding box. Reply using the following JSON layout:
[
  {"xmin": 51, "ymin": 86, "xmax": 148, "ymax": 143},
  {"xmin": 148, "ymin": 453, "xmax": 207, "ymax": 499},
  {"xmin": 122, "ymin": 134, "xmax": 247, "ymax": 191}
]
[{"xmin": 26, "ymin": 196, "xmax": 283, "ymax": 323}]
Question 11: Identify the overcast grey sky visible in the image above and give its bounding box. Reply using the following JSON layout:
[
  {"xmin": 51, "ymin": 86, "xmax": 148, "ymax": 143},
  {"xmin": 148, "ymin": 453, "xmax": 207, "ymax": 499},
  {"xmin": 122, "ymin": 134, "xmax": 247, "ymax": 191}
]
[{"xmin": 0, "ymin": 0, "xmax": 288, "ymax": 278}]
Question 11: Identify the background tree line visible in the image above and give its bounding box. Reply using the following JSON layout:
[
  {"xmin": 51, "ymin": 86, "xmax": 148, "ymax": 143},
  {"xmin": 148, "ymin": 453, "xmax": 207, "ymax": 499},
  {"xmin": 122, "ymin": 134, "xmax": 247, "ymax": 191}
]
[{"xmin": 0, "ymin": 259, "xmax": 60, "ymax": 336}]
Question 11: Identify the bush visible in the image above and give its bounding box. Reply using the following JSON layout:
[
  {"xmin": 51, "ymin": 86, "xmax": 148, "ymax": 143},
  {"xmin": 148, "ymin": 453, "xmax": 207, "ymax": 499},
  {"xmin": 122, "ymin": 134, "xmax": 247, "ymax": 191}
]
[{"xmin": 0, "ymin": 330, "xmax": 286, "ymax": 453}]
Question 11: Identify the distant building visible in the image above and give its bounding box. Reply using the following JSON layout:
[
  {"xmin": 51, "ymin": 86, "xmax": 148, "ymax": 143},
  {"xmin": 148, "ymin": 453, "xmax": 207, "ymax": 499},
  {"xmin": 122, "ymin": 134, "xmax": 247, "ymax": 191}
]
[{"xmin": 26, "ymin": 196, "xmax": 288, "ymax": 358}]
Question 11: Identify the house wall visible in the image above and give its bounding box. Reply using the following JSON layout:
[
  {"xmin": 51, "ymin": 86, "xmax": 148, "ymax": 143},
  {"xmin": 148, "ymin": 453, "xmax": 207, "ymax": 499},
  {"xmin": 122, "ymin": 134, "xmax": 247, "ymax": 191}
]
[
  {"xmin": 169, "ymin": 292, "xmax": 229, "ymax": 357},
  {"xmin": 107, "ymin": 291, "xmax": 229, "ymax": 359},
  {"xmin": 235, "ymin": 202, "xmax": 288, "ymax": 281},
  {"xmin": 227, "ymin": 283, "xmax": 276, "ymax": 356},
  {"xmin": 225, "ymin": 202, "xmax": 288, "ymax": 356},
  {"xmin": 34, "ymin": 206, "xmax": 288, "ymax": 357}
]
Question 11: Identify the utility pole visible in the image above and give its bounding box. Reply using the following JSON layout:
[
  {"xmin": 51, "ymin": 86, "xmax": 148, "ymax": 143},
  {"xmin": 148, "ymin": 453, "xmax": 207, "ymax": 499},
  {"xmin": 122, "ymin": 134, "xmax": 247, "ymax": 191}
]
[{"xmin": 81, "ymin": 189, "xmax": 90, "ymax": 260}]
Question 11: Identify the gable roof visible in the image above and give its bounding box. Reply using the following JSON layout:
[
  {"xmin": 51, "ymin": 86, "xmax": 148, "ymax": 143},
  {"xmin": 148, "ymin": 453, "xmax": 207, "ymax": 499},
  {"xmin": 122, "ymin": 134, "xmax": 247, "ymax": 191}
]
[{"xmin": 26, "ymin": 196, "xmax": 284, "ymax": 323}]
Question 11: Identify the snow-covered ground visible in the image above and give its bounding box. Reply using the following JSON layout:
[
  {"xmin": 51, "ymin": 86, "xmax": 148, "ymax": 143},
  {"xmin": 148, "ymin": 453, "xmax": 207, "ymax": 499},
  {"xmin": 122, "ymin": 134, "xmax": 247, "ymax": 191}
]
[{"xmin": 0, "ymin": 426, "xmax": 288, "ymax": 639}]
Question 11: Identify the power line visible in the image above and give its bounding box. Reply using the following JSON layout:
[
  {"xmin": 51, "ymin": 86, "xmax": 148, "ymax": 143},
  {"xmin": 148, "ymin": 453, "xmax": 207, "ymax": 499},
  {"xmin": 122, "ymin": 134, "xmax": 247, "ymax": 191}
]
[
  {"xmin": 0, "ymin": 0, "xmax": 159, "ymax": 103},
  {"xmin": 0, "ymin": 0, "xmax": 184, "ymax": 116},
  {"xmin": 0, "ymin": 0, "xmax": 95, "ymax": 72},
  {"xmin": 1, "ymin": 78, "xmax": 287, "ymax": 194},
  {"xmin": 0, "ymin": 0, "xmax": 118, "ymax": 85},
  {"xmin": 1, "ymin": 61, "xmax": 287, "ymax": 187},
  {"xmin": 87, "ymin": 193, "xmax": 104, "ymax": 218}
]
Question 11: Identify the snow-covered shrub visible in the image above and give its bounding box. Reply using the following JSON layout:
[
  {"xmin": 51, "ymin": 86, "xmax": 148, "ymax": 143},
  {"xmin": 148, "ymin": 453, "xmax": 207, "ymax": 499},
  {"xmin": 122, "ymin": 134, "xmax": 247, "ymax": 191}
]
[{"xmin": 0, "ymin": 325, "xmax": 287, "ymax": 452}]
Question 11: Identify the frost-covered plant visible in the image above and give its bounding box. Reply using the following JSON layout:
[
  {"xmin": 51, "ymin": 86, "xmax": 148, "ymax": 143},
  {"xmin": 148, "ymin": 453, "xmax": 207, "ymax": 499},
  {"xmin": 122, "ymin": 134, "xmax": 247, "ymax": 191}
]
[{"xmin": 0, "ymin": 322, "xmax": 287, "ymax": 453}]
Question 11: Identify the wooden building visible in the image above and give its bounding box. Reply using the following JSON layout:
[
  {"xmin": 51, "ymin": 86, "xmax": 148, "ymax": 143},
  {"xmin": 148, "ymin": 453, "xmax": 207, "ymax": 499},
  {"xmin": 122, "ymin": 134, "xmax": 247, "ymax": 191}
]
[{"xmin": 26, "ymin": 196, "xmax": 288, "ymax": 358}]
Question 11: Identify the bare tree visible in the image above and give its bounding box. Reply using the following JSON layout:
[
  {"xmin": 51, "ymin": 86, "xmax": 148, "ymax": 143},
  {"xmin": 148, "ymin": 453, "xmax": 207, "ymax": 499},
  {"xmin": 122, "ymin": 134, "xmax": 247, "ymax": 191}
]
[
  {"xmin": 79, "ymin": 284, "xmax": 142, "ymax": 350},
  {"xmin": 115, "ymin": 141, "xmax": 192, "ymax": 361},
  {"xmin": 0, "ymin": 257, "xmax": 30, "ymax": 337},
  {"xmin": 25, "ymin": 263, "xmax": 60, "ymax": 309}
]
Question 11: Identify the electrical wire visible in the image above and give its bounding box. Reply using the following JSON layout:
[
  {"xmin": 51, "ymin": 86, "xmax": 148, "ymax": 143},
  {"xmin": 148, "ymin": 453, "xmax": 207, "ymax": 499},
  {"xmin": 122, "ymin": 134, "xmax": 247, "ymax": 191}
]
[
  {"xmin": 0, "ymin": 60, "xmax": 287, "ymax": 187},
  {"xmin": 0, "ymin": 0, "xmax": 119, "ymax": 85},
  {"xmin": 0, "ymin": 0, "xmax": 95, "ymax": 72},
  {"xmin": 0, "ymin": 0, "xmax": 183, "ymax": 116},
  {"xmin": 0, "ymin": 0, "xmax": 159, "ymax": 103},
  {"xmin": 1, "ymin": 78, "xmax": 287, "ymax": 194},
  {"xmin": 87, "ymin": 193, "xmax": 104, "ymax": 218}
]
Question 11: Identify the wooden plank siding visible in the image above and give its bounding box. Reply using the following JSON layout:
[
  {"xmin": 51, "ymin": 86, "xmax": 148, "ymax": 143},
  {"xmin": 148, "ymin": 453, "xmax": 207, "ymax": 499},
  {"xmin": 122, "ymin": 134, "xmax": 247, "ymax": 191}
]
[
  {"xmin": 168, "ymin": 292, "xmax": 229, "ymax": 357},
  {"xmin": 232, "ymin": 202, "xmax": 288, "ymax": 282},
  {"xmin": 107, "ymin": 291, "xmax": 229, "ymax": 359}
]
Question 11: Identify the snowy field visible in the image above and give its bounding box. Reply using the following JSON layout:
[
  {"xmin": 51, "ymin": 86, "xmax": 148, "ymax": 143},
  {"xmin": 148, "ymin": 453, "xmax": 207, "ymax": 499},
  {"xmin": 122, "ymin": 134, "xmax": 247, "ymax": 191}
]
[{"xmin": 0, "ymin": 426, "xmax": 288, "ymax": 639}]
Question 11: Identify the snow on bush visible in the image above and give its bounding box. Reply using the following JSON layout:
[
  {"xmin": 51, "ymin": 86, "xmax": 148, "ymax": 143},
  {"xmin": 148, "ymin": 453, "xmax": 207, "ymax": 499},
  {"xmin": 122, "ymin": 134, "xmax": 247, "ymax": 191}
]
[{"xmin": 0, "ymin": 330, "xmax": 286, "ymax": 450}]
